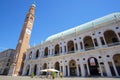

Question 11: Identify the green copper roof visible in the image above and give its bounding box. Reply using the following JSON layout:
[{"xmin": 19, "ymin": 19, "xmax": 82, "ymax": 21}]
[{"xmin": 46, "ymin": 12, "xmax": 120, "ymax": 41}]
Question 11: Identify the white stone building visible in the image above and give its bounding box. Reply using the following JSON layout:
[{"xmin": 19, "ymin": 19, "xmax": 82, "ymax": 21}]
[{"xmin": 22, "ymin": 12, "xmax": 120, "ymax": 77}]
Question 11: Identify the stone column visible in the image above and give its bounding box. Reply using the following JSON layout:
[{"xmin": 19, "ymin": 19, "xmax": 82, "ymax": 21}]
[
  {"xmin": 22, "ymin": 65, "xmax": 26, "ymax": 75},
  {"xmin": 104, "ymin": 61, "xmax": 112, "ymax": 76},
  {"xmin": 62, "ymin": 44, "xmax": 65, "ymax": 54},
  {"xmin": 82, "ymin": 41, "xmax": 85, "ymax": 51},
  {"xmin": 86, "ymin": 62, "xmax": 90, "ymax": 76},
  {"xmin": 112, "ymin": 60, "xmax": 119, "ymax": 76},
  {"xmin": 76, "ymin": 64, "xmax": 79, "ymax": 76},
  {"xmin": 92, "ymin": 38, "xmax": 96, "ymax": 48},
  {"xmin": 77, "ymin": 41, "xmax": 80, "ymax": 52},
  {"xmin": 67, "ymin": 65, "xmax": 70, "ymax": 76},
  {"xmin": 98, "ymin": 62, "xmax": 103, "ymax": 76},
  {"xmin": 115, "ymin": 31, "xmax": 120, "ymax": 42},
  {"xmin": 29, "ymin": 64, "xmax": 32, "ymax": 75},
  {"xmin": 74, "ymin": 42, "xmax": 76, "ymax": 52},
  {"xmin": 96, "ymin": 36, "xmax": 102, "ymax": 47},
  {"xmin": 102, "ymin": 36, "xmax": 107, "ymax": 45},
  {"xmin": 63, "ymin": 65, "xmax": 66, "ymax": 76},
  {"xmin": 80, "ymin": 61, "xmax": 85, "ymax": 76}
]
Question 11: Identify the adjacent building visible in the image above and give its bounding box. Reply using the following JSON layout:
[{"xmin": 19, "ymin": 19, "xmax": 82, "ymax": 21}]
[{"xmin": 0, "ymin": 49, "xmax": 15, "ymax": 75}]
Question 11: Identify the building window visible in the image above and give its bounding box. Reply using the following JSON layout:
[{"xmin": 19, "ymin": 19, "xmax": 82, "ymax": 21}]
[
  {"xmin": 75, "ymin": 43, "xmax": 78, "ymax": 51},
  {"xmin": 36, "ymin": 50, "xmax": 39, "ymax": 59},
  {"xmin": 94, "ymin": 38, "xmax": 98, "ymax": 46},
  {"xmin": 100, "ymin": 37, "xmax": 105, "ymax": 45},
  {"xmin": 116, "ymin": 27, "xmax": 119, "ymax": 29},
  {"xmin": 64, "ymin": 46, "xmax": 66, "ymax": 52},
  {"xmin": 80, "ymin": 42, "xmax": 83, "ymax": 49},
  {"xmin": 6, "ymin": 63, "xmax": 9, "ymax": 66}
]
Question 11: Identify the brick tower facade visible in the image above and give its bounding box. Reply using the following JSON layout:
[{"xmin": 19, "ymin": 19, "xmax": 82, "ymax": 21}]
[{"xmin": 9, "ymin": 4, "xmax": 36, "ymax": 76}]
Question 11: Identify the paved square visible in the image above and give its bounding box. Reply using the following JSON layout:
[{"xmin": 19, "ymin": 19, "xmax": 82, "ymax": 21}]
[{"xmin": 0, "ymin": 76, "xmax": 120, "ymax": 80}]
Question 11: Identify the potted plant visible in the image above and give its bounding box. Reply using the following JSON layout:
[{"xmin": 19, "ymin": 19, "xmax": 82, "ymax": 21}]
[
  {"xmin": 30, "ymin": 72, "xmax": 34, "ymax": 78},
  {"xmin": 52, "ymin": 72, "xmax": 56, "ymax": 79}
]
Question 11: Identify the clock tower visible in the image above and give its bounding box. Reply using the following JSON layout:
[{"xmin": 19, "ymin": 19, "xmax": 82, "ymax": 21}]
[{"xmin": 11, "ymin": 4, "xmax": 36, "ymax": 76}]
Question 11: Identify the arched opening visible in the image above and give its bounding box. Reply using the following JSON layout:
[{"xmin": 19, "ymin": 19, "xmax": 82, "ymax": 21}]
[
  {"xmin": 67, "ymin": 40, "xmax": 74, "ymax": 53},
  {"xmin": 69, "ymin": 60, "xmax": 77, "ymax": 76},
  {"xmin": 26, "ymin": 65, "xmax": 30, "ymax": 75},
  {"xmin": 113, "ymin": 54, "xmax": 120, "ymax": 76},
  {"xmin": 54, "ymin": 62, "xmax": 60, "ymax": 70},
  {"xmin": 43, "ymin": 63, "xmax": 47, "ymax": 69},
  {"xmin": 36, "ymin": 50, "xmax": 39, "ymax": 58},
  {"xmin": 83, "ymin": 36, "xmax": 94, "ymax": 50},
  {"xmin": 34, "ymin": 64, "xmax": 37, "ymax": 75},
  {"xmin": 3, "ymin": 68, "xmax": 9, "ymax": 75},
  {"xmin": 88, "ymin": 57, "xmax": 100, "ymax": 76},
  {"xmin": 55, "ymin": 44, "xmax": 60, "ymax": 55},
  {"xmin": 104, "ymin": 30, "xmax": 119, "ymax": 45},
  {"xmin": 29, "ymin": 51, "xmax": 32, "ymax": 59},
  {"xmin": 44, "ymin": 47, "xmax": 48, "ymax": 57}
]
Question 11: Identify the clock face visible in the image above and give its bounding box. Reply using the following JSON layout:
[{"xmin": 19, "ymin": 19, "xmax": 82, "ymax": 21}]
[{"xmin": 26, "ymin": 28, "xmax": 31, "ymax": 35}]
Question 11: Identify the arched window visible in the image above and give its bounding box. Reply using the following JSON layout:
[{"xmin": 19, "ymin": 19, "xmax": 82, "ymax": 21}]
[
  {"xmin": 29, "ymin": 51, "xmax": 32, "ymax": 59},
  {"xmin": 83, "ymin": 36, "xmax": 94, "ymax": 50},
  {"xmin": 67, "ymin": 40, "xmax": 74, "ymax": 53},
  {"xmin": 54, "ymin": 62, "xmax": 60, "ymax": 70},
  {"xmin": 69, "ymin": 60, "xmax": 77, "ymax": 76},
  {"xmin": 55, "ymin": 44, "xmax": 60, "ymax": 55},
  {"xmin": 43, "ymin": 63, "xmax": 47, "ymax": 69},
  {"xmin": 36, "ymin": 50, "xmax": 39, "ymax": 59},
  {"xmin": 104, "ymin": 30, "xmax": 119, "ymax": 45},
  {"xmin": 44, "ymin": 47, "xmax": 48, "ymax": 57}
]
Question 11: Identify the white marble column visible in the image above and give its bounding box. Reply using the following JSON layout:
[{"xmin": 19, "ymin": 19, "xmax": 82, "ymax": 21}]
[
  {"xmin": 76, "ymin": 64, "xmax": 79, "ymax": 76},
  {"xmin": 96, "ymin": 36, "xmax": 102, "ymax": 47},
  {"xmin": 29, "ymin": 65, "xmax": 32, "ymax": 75},
  {"xmin": 62, "ymin": 44, "xmax": 65, "ymax": 54},
  {"xmin": 82, "ymin": 41, "xmax": 85, "ymax": 51},
  {"xmin": 63, "ymin": 65, "xmax": 66, "ymax": 76},
  {"xmin": 102, "ymin": 36, "xmax": 107, "ymax": 45},
  {"xmin": 104, "ymin": 61, "xmax": 112, "ymax": 76},
  {"xmin": 98, "ymin": 62, "xmax": 103, "ymax": 76},
  {"xmin": 74, "ymin": 42, "xmax": 76, "ymax": 52},
  {"xmin": 67, "ymin": 65, "xmax": 70, "ymax": 76},
  {"xmin": 86, "ymin": 62, "xmax": 90, "ymax": 76},
  {"xmin": 115, "ymin": 31, "xmax": 120, "ymax": 41},
  {"xmin": 77, "ymin": 41, "xmax": 80, "ymax": 52},
  {"xmin": 112, "ymin": 60, "xmax": 119, "ymax": 76},
  {"xmin": 92, "ymin": 38, "xmax": 96, "ymax": 48},
  {"xmin": 80, "ymin": 61, "xmax": 85, "ymax": 76}
]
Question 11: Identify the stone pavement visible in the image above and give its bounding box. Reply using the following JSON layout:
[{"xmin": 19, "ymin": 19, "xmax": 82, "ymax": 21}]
[{"xmin": 0, "ymin": 76, "xmax": 120, "ymax": 80}]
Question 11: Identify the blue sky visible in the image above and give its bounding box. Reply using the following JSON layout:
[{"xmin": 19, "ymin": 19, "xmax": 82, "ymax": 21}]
[{"xmin": 0, "ymin": 0, "xmax": 120, "ymax": 51}]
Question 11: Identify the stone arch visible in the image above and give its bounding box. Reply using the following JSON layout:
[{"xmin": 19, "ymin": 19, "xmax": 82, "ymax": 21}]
[
  {"xmin": 83, "ymin": 36, "xmax": 94, "ymax": 50},
  {"xmin": 26, "ymin": 65, "xmax": 30, "ymax": 75},
  {"xmin": 36, "ymin": 49, "xmax": 39, "ymax": 58},
  {"xmin": 113, "ymin": 54, "xmax": 120, "ymax": 75},
  {"xmin": 44, "ymin": 47, "xmax": 48, "ymax": 57},
  {"xmin": 104, "ymin": 30, "xmax": 119, "ymax": 44},
  {"xmin": 55, "ymin": 44, "xmax": 60, "ymax": 55},
  {"xmin": 88, "ymin": 57, "xmax": 100, "ymax": 76},
  {"xmin": 33, "ymin": 64, "xmax": 37, "ymax": 75},
  {"xmin": 54, "ymin": 62, "xmax": 60, "ymax": 70},
  {"xmin": 69, "ymin": 60, "xmax": 77, "ymax": 76},
  {"xmin": 43, "ymin": 63, "xmax": 47, "ymax": 69},
  {"xmin": 67, "ymin": 40, "xmax": 74, "ymax": 53}
]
